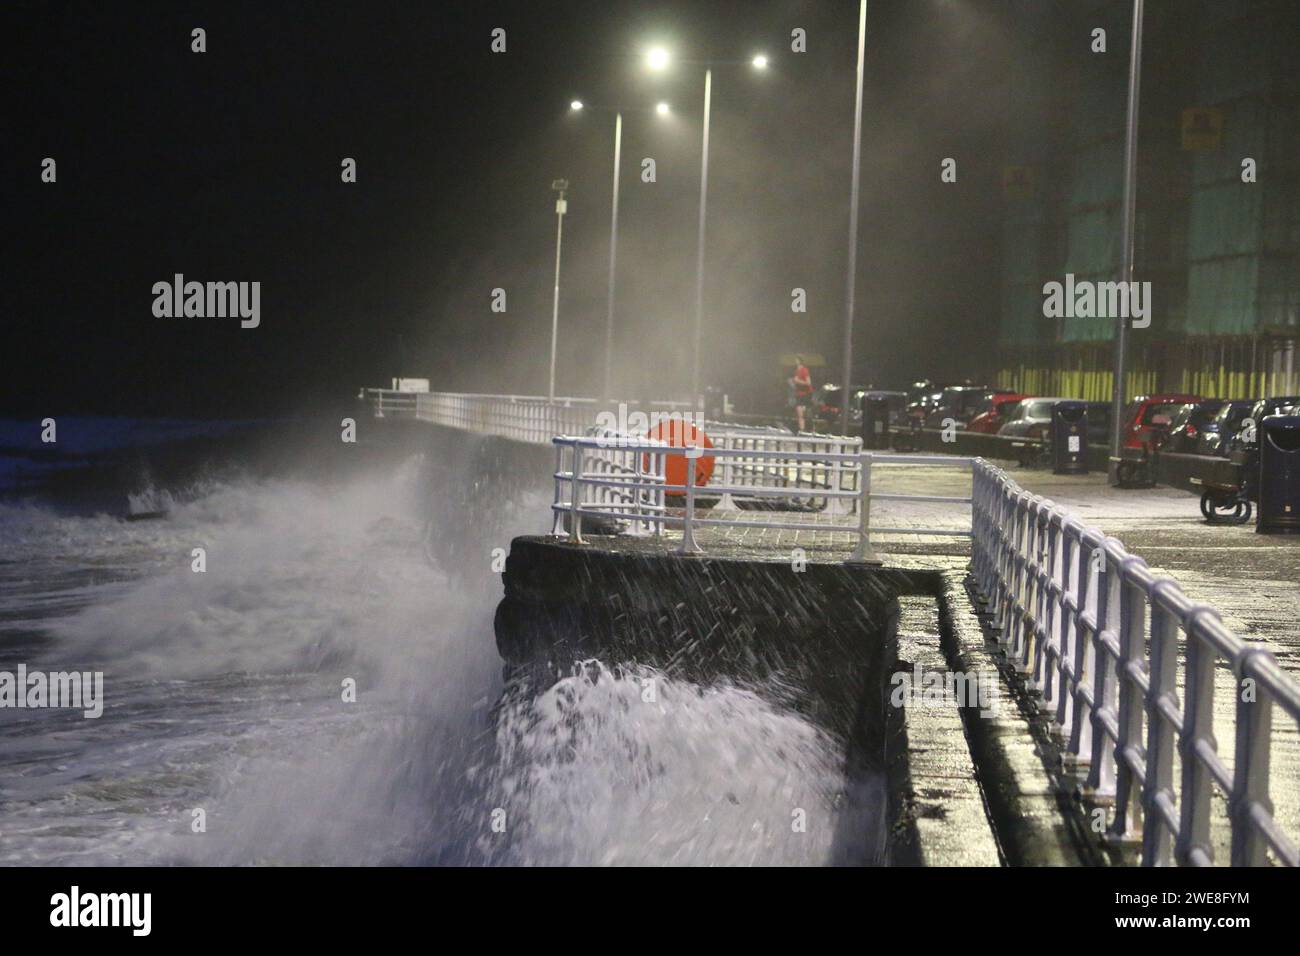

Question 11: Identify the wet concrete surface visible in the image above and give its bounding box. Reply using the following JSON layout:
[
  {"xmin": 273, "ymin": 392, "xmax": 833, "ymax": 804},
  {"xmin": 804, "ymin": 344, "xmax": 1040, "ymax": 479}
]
[{"xmin": 891, "ymin": 596, "xmax": 1001, "ymax": 866}]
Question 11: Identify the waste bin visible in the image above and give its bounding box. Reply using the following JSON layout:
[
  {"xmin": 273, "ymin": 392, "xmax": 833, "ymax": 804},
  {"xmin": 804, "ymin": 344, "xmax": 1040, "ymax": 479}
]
[
  {"xmin": 1256, "ymin": 415, "xmax": 1300, "ymax": 534},
  {"xmin": 1051, "ymin": 401, "xmax": 1088, "ymax": 475},
  {"xmin": 861, "ymin": 395, "xmax": 891, "ymax": 450}
]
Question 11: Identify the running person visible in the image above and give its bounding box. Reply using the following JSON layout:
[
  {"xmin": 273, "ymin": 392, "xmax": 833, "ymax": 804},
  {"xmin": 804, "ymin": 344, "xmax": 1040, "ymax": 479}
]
[{"xmin": 791, "ymin": 355, "xmax": 813, "ymax": 432}]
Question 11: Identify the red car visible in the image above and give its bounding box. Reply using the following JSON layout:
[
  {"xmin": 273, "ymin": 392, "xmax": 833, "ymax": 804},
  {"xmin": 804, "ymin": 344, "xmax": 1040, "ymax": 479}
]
[
  {"xmin": 1121, "ymin": 393, "xmax": 1201, "ymax": 451},
  {"xmin": 967, "ymin": 392, "xmax": 1028, "ymax": 434}
]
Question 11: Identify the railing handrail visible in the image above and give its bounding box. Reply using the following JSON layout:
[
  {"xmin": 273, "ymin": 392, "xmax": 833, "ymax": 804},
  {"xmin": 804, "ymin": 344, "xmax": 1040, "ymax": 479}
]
[
  {"xmin": 361, "ymin": 387, "xmax": 693, "ymax": 409},
  {"xmin": 970, "ymin": 458, "xmax": 1300, "ymax": 867},
  {"xmin": 552, "ymin": 434, "xmax": 864, "ymax": 462}
]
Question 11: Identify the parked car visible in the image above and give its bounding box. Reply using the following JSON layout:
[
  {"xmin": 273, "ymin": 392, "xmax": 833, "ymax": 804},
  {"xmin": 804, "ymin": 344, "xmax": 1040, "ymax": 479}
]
[
  {"xmin": 858, "ymin": 389, "xmax": 910, "ymax": 427},
  {"xmin": 906, "ymin": 380, "xmax": 935, "ymax": 405},
  {"xmin": 1201, "ymin": 399, "xmax": 1256, "ymax": 456},
  {"xmin": 967, "ymin": 393, "xmax": 1028, "ymax": 434},
  {"xmin": 1224, "ymin": 395, "xmax": 1300, "ymax": 457},
  {"xmin": 903, "ymin": 386, "xmax": 948, "ymax": 429},
  {"xmin": 997, "ymin": 397, "xmax": 1070, "ymax": 442},
  {"xmin": 922, "ymin": 385, "xmax": 1014, "ymax": 429},
  {"xmin": 1159, "ymin": 400, "xmax": 1226, "ymax": 454},
  {"xmin": 811, "ymin": 382, "xmax": 871, "ymax": 428},
  {"xmin": 1119, "ymin": 393, "xmax": 1201, "ymax": 453},
  {"xmin": 997, "ymin": 397, "xmax": 1072, "ymax": 465}
]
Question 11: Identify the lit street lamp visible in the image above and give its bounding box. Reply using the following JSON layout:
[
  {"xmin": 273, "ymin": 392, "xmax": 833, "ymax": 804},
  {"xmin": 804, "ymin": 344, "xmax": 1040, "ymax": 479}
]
[
  {"xmin": 547, "ymin": 179, "xmax": 569, "ymax": 403},
  {"xmin": 568, "ymin": 99, "xmax": 671, "ymax": 400},
  {"xmin": 646, "ymin": 47, "xmax": 770, "ymax": 409}
]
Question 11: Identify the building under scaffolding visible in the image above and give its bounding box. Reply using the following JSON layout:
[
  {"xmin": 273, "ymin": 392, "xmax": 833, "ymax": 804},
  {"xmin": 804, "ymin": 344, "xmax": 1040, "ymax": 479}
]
[{"xmin": 996, "ymin": 0, "xmax": 1298, "ymax": 401}]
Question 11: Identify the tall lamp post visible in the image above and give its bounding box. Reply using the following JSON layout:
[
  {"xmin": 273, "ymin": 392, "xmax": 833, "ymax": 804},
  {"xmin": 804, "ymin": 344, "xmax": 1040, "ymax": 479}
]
[
  {"xmin": 570, "ymin": 99, "xmax": 669, "ymax": 401},
  {"xmin": 1108, "ymin": 0, "xmax": 1146, "ymax": 483},
  {"xmin": 645, "ymin": 47, "xmax": 769, "ymax": 409},
  {"xmin": 547, "ymin": 178, "xmax": 569, "ymax": 403},
  {"xmin": 841, "ymin": 0, "xmax": 868, "ymax": 437},
  {"xmin": 605, "ymin": 112, "xmax": 622, "ymax": 402},
  {"xmin": 693, "ymin": 65, "xmax": 711, "ymax": 411}
]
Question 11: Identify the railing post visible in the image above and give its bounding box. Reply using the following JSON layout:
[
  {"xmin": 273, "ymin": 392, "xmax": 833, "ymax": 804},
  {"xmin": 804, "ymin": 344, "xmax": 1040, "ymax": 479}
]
[
  {"xmin": 1065, "ymin": 530, "xmax": 1095, "ymax": 766},
  {"xmin": 1230, "ymin": 649, "xmax": 1275, "ymax": 867},
  {"xmin": 677, "ymin": 446, "xmax": 703, "ymax": 555},
  {"xmin": 1001, "ymin": 492, "xmax": 1022, "ymax": 654},
  {"xmin": 568, "ymin": 444, "xmax": 585, "ymax": 544},
  {"xmin": 1107, "ymin": 567, "xmax": 1146, "ymax": 846},
  {"xmin": 1176, "ymin": 608, "xmax": 1218, "ymax": 866},
  {"xmin": 1086, "ymin": 547, "xmax": 1119, "ymax": 801},
  {"xmin": 1037, "ymin": 513, "xmax": 1063, "ymax": 712},
  {"xmin": 654, "ymin": 450, "xmax": 665, "ymax": 537},
  {"xmin": 991, "ymin": 483, "xmax": 1011, "ymax": 633},
  {"xmin": 1054, "ymin": 526, "xmax": 1076, "ymax": 737},
  {"xmin": 552, "ymin": 442, "xmax": 566, "ymax": 537},
  {"xmin": 973, "ymin": 463, "xmax": 989, "ymax": 599},
  {"xmin": 848, "ymin": 452, "xmax": 882, "ymax": 565},
  {"xmin": 1141, "ymin": 586, "xmax": 1178, "ymax": 866},
  {"xmin": 630, "ymin": 442, "xmax": 646, "ymax": 535}
]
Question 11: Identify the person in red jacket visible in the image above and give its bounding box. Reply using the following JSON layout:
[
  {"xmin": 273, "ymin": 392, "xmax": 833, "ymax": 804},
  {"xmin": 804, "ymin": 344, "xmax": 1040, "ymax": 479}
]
[{"xmin": 791, "ymin": 356, "xmax": 813, "ymax": 432}]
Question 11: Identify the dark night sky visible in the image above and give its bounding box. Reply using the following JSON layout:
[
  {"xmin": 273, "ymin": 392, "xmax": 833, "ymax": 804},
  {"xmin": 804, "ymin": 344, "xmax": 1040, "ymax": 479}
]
[{"xmin": 8, "ymin": 0, "xmax": 1028, "ymax": 418}]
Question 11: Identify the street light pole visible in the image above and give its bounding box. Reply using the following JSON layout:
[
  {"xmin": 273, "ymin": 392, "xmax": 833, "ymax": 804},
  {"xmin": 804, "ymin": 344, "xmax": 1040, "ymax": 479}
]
[
  {"xmin": 548, "ymin": 179, "xmax": 569, "ymax": 403},
  {"xmin": 1108, "ymin": 0, "xmax": 1146, "ymax": 483},
  {"xmin": 691, "ymin": 68, "xmax": 712, "ymax": 410},
  {"xmin": 841, "ymin": 0, "xmax": 868, "ymax": 437},
  {"xmin": 604, "ymin": 111, "xmax": 622, "ymax": 401}
]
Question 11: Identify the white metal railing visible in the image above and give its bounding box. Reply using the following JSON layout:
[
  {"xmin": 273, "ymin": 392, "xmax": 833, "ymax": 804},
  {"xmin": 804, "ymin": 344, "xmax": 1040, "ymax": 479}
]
[
  {"xmin": 707, "ymin": 430, "xmax": 863, "ymax": 513},
  {"xmin": 358, "ymin": 389, "xmax": 695, "ymax": 446},
  {"xmin": 551, "ymin": 436, "xmax": 974, "ymax": 560},
  {"xmin": 970, "ymin": 458, "xmax": 1300, "ymax": 867},
  {"xmin": 360, "ymin": 388, "xmax": 865, "ymax": 510},
  {"xmin": 362, "ymin": 389, "xmax": 420, "ymax": 419}
]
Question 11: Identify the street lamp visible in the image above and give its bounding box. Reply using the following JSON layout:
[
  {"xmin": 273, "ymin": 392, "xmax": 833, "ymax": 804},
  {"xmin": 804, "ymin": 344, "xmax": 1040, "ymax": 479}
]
[
  {"xmin": 547, "ymin": 179, "xmax": 569, "ymax": 403},
  {"xmin": 646, "ymin": 48, "xmax": 770, "ymax": 410},
  {"xmin": 841, "ymin": 0, "xmax": 867, "ymax": 436},
  {"xmin": 568, "ymin": 99, "xmax": 671, "ymax": 400},
  {"xmin": 1108, "ymin": 0, "xmax": 1146, "ymax": 484}
]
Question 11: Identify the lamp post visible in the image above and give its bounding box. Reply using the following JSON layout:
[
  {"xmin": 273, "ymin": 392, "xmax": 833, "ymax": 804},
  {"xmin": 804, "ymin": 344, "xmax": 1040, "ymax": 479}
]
[
  {"xmin": 646, "ymin": 47, "xmax": 768, "ymax": 409},
  {"xmin": 841, "ymin": 0, "xmax": 868, "ymax": 437},
  {"xmin": 548, "ymin": 178, "xmax": 569, "ymax": 403},
  {"xmin": 569, "ymin": 99, "xmax": 669, "ymax": 400},
  {"xmin": 693, "ymin": 66, "xmax": 711, "ymax": 411},
  {"xmin": 604, "ymin": 111, "xmax": 621, "ymax": 402},
  {"xmin": 1108, "ymin": 0, "xmax": 1146, "ymax": 484}
]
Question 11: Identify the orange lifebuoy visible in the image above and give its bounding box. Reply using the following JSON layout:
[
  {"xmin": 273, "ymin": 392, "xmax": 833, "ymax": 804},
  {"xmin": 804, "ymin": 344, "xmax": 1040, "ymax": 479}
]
[{"xmin": 644, "ymin": 421, "xmax": 714, "ymax": 489}]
